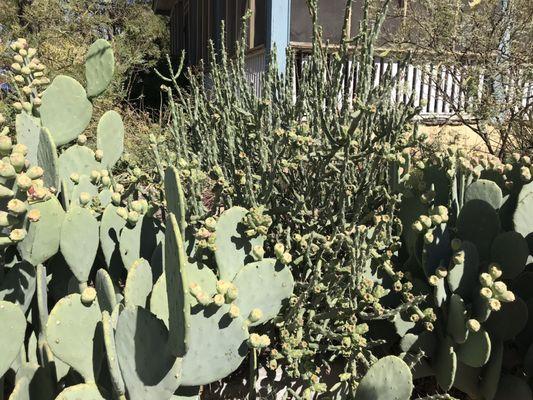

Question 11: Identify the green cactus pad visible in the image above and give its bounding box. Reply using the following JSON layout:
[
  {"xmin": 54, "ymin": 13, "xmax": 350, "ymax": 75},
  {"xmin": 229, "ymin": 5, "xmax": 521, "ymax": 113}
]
[
  {"xmin": 453, "ymin": 362, "xmax": 482, "ymax": 399},
  {"xmin": 19, "ymin": 196, "xmax": 65, "ymax": 266},
  {"xmin": 480, "ymin": 340, "xmax": 503, "ymax": 400},
  {"xmin": 95, "ymin": 269, "xmax": 117, "ymax": 313},
  {"xmin": 0, "ymin": 301, "xmax": 26, "ymax": 377},
  {"xmin": 232, "ymin": 259, "xmax": 294, "ymax": 326},
  {"xmin": 37, "ymin": 127, "xmax": 60, "ymax": 190},
  {"xmin": 433, "ymin": 337, "xmax": 457, "ymax": 391},
  {"xmin": 447, "ymin": 241, "xmax": 479, "ymax": 301},
  {"xmin": 9, "ymin": 362, "xmax": 56, "ymax": 400},
  {"xmin": 494, "ymin": 375, "xmax": 532, "ymax": 400},
  {"xmin": 46, "ymin": 293, "xmax": 103, "ymax": 382},
  {"xmin": 120, "ymin": 215, "xmax": 161, "ymax": 271},
  {"xmin": 490, "ymin": 232, "xmax": 529, "ymax": 279},
  {"xmin": 180, "ymin": 302, "xmax": 249, "ymax": 386},
  {"xmin": 60, "ymin": 206, "xmax": 99, "ymax": 283},
  {"xmin": 40, "ymin": 75, "xmax": 93, "ymax": 146},
  {"xmin": 96, "ymin": 110, "xmax": 124, "ymax": 168},
  {"xmin": 115, "ymin": 305, "xmax": 183, "ymax": 400},
  {"xmin": 100, "ymin": 204, "xmax": 127, "ymax": 268},
  {"xmin": 447, "ymin": 294, "xmax": 469, "ymax": 344},
  {"xmin": 85, "ymin": 39, "xmax": 115, "ymax": 99},
  {"xmin": 164, "ymin": 213, "xmax": 190, "ymax": 357},
  {"xmin": 457, "ymin": 199, "xmax": 501, "ymax": 261},
  {"xmin": 456, "ymin": 328, "xmax": 491, "ymax": 368},
  {"xmin": 485, "ymin": 297, "xmax": 528, "ymax": 341},
  {"xmin": 58, "ymin": 145, "xmax": 100, "ymax": 195},
  {"xmin": 102, "ymin": 310, "xmax": 125, "ymax": 398},
  {"xmin": 124, "ymin": 258, "xmax": 153, "ymax": 308},
  {"xmin": 514, "ymin": 181, "xmax": 533, "ymax": 238},
  {"xmin": 55, "ymin": 383, "xmax": 105, "ymax": 400},
  {"xmin": 399, "ymin": 331, "xmax": 437, "ymax": 359},
  {"xmin": 164, "ymin": 166, "xmax": 186, "ymax": 235},
  {"xmin": 15, "ymin": 112, "xmax": 41, "ymax": 166},
  {"xmin": 0, "ymin": 261, "xmax": 36, "ymax": 313},
  {"xmin": 215, "ymin": 206, "xmax": 265, "ymax": 281},
  {"xmin": 465, "ymin": 179, "xmax": 503, "ymax": 210},
  {"xmin": 354, "ymin": 356, "xmax": 413, "ymax": 400}
]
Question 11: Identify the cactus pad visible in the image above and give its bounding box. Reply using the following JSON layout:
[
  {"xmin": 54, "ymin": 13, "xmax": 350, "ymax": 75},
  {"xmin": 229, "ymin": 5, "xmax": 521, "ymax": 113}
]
[
  {"xmin": 447, "ymin": 241, "xmax": 479, "ymax": 300},
  {"xmin": 164, "ymin": 166, "xmax": 186, "ymax": 235},
  {"xmin": 457, "ymin": 328, "xmax": 491, "ymax": 368},
  {"xmin": 490, "ymin": 232, "xmax": 529, "ymax": 279},
  {"xmin": 85, "ymin": 39, "xmax": 115, "ymax": 99},
  {"xmin": 102, "ymin": 310, "xmax": 125, "ymax": 398},
  {"xmin": 354, "ymin": 356, "xmax": 413, "ymax": 400},
  {"xmin": 100, "ymin": 204, "xmax": 127, "ymax": 268},
  {"xmin": 0, "ymin": 301, "xmax": 27, "ymax": 377},
  {"xmin": 465, "ymin": 179, "xmax": 503, "ymax": 210},
  {"xmin": 514, "ymin": 181, "xmax": 533, "ymax": 238},
  {"xmin": 37, "ymin": 127, "xmax": 60, "ymax": 189},
  {"xmin": 0, "ymin": 261, "xmax": 36, "ymax": 313},
  {"xmin": 96, "ymin": 110, "xmax": 124, "ymax": 168},
  {"xmin": 60, "ymin": 206, "xmax": 99, "ymax": 283},
  {"xmin": 46, "ymin": 293, "xmax": 104, "ymax": 382},
  {"xmin": 232, "ymin": 259, "xmax": 294, "ymax": 326},
  {"xmin": 494, "ymin": 375, "xmax": 532, "ymax": 400},
  {"xmin": 95, "ymin": 269, "xmax": 117, "ymax": 313},
  {"xmin": 40, "ymin": 75, "xmax": 93, "ymax": 146},
  {"xmin": 58, "ymin": 145, "xmax": 100, "ymax": 195},
  {"xmin": 55, "ymin": 383, "xmax": 105, "ymax": 400},
  {"xmin": 485, "ymin": 297, "xmax": 528, "ymax": 341},
  {"xmin": 434, "ymin": 337, "xmax": 457, "ymax": 391},
  {"xmin": 447, "ymin": 294, "xmax": 469, "ymax": 344},
  {"xmin": 124, "ymin": 258, "xmax": 153, "ymax": 307},
  {"xmin": 15, "ymin": 112, "xmax": 41, "ymax": 166},
  {"xmin": 119, "ymin": 215, "xmax": 161, "ymax": 270},
  {"xmin": 480, "ymin": 339, "xmax": 503, "ymax": 400}
]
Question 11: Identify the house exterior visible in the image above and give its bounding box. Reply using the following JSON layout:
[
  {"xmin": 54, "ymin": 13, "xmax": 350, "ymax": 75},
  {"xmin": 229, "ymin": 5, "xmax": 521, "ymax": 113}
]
[{"xmin": 153, "ymin": 1, "xmax": 532, "ymax": 123}]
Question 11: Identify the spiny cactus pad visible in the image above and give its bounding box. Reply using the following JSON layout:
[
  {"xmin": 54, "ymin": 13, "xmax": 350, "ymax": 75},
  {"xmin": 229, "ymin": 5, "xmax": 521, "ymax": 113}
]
[
  {"xmin": 456, "ymin": 328, "xmax": 491, "ymax": 368},
  {"xmin": 115, "ymin": 305, "xmax": 183, "ymax": 400},
  {"xmin": 232, "ymin": 259, "xmax": 294, "ymax": 326},
  {"xmin": 164, "ymin": 166, "xmax": 186, "ymax": 235},
  {"xmin": 60, "ymin": 206, "xmax": 99, "ymax": 283},
  {"xmin": 354, "ymin": 356, "xmax": 413, "ymax": 400},
  {"xmin": 96, "ymin": 110, "xmax": 124, "ymax": 168},
  {"xmin": 447, "ymin": 241, "xmax": 479, "ymax": 300},
  {"xmin": 15, "ymin": 112, "xmax": 41, "ymax": 166},
  {"xmin": 215, "ymin": 206, "xmax": 265, "ymax": 281},
  {"xmin": 490, "ymin": 231, "xmax": 529, "ymax": 279},
  {"xmin": 0, "ymin": 261, "xmax": 36, "ymax": 313},
  {"xmin": 119, "ymin": 215, "xmax": 161, "ymax": 270},
  {"xmin": 40, "ymin": 75, "xmax": 93, "ymax": 146},
  {"xmin": 124, "ymin": 258, "xmax": 153, "ymax": 307},
  {"xmin": 465, "ymin": 179, "xmax": 503, "ymax": 210},
  {"xmin": 95, "ymin": 269, "xmax": 117, "ymax": 313},
  {"xmin": 37, "ymin": 127, "xmax": 60, "ymax": 189},
  {"xmin": 102, "ymin": 310, "xmax": 125, "ymax": 398},
  {"xmin": 100, "ymin": 204, "xmax": 127, "ymax": 267},
  {"xmin": 0, "ymin": 301, "xmax": 27, "ymax": 377},
  {"xmin": 55, "ymin": 383, "xmax": 105, "ymax": 400},
  {"xmin": 514, "ymin": 181, "xmax": 533, "ymax": 238},
  {"xmin": 447, "ymin": 294, "xmax": 469, "ymax": 344},
  {"xmin": 485, "ymin": 297, "xmax": 528, "ymax": 341},
  {"xmin": 480, "ymin": 340, "xmax": 504, "ymax": 400},
  {"xmin": 19, "ymin": 197, "xmax": 65, "ymax": 266},
  {"xmin": 58, "ymin": 145, "xmax": 100, "ymax": 195},
  {"xmin": 46, "ymin": 293, "xmax": 103, "ymax": 382},
  {"xmin": 85, "ymin": 39, "xmax": 115, "ymax": 99},
  {"xmin": 434, "ymin": 337, "xmax": 457, "ymax": 391},
  {"xmin": 493, "ymin": 375, "xmax": 533, "ymax": 400}
]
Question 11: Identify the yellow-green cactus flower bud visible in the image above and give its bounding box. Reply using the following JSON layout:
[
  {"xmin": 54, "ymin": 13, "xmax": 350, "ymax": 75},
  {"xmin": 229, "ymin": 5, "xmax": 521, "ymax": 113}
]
[
  {"xmin": 228, "ymin": 304, "xmax": 240, "ymax": 319},
  {"xmin": 94, "ymin": 149, "xmax": 104, "ymax": 162},
  {"xmin": 79, "ymin": 192, "xmax": 91, "ymax": 206},
  {"xmin": 248, "ymin": 308, "xmax": 263, "ymax": 323},
  {"xmin": 9, "ymin": 228, "xmax": 26, "ymax": 242},
  {"xmin": 130, "ymin": 200, "xmax": 143, "ymax": 213},
  {"xmin": 26, "ymin": 166, "xmax": 43, "ymax": 180},
  {"xmin": 0, "ymin": 184, "xmax": 14, "ymax": 198},
  {"xmin": 196, "ymin": 291, "xmax": 211, "ymax": 306},
  {"xmin": 281, "ymin": 252, "xmax": 292, "ymax": 265},
  {"xmin": 11, "ymin": 63, "xmax": 21, "ymax": 72},
  {"xmin": 216, "ymin": 280, "xmax": 230, "ymax": 295},
  {"xmin": 252, "ymin": 245, "xmax": 265, "ymax": 260},
  {"xmin": 133, "ymin": 167, "xmax": 142, "ymax": 178},
  {"xmin": 467, "ymin": 319, "xmax": 481, "ymax": 332},
  {"xmin": 424, "ymin": 231, "xmax": 434, "ymax": 245},
  {"xmin": 81, "ymin": 287, "xmax": 97, "ymax": 305},
  {"xmin": 127, "ymin": 210, "xmax": 140, "ymax": 225},
  {"xmin": 8, "ymin": 199, "xmax": 27, "ymax": 215},
  {"xmin": 436, "ymin": 267, "xmax": 448, "ymax": 278},
  {"xmin": 90, "ymin": 170, "xmax": 101, "ymax": 183},
  {"xmin": 489, "ymin": 299, "xmax": 501, "ymax": 311},
  {"xmin": 428, "ymin": 275, "xmax": 439, "ymax": 287},
  {"xmin": 9, "ymin": 152, "xmax": 26, "ymax": 172},
  {"xmin": 31, "ymin": 187, "xmax": 48, "ymax": 200},
  {"xmin": 12, "ymin": 143, "xmax": 28, "ymax": 155},
  {"xmin": 248, "ymin": 333, "xmax": 262, "ymax": 348},
  {"xmin": 451, "ymin": 238, "xmax": 462, "ymax": 251},
  {"xmin": 0, "ymin": 163, "xmax": 16, "ymax": 179},
  {"xmin": 259, "ymin": 335, "xmax": 271, "ymax": 348},
  {"xmin": 479, "ymin": 273, "xmax": 493, "ymax": 287},
  {"xmin": 274, "ymin": 243, "xmax": 285, "ymax": 257},
  {"xmin": 424, "ymin": 322, "xmax": 434, "ymax": 332},
  {"xmin": 0, "ymin": 136, "xmax": 12, "ymax": 153},
  {"xmin": 411, "ymin": 220, "xmax": 423, "ymax": 232},
  {"xmin": 419, "ymin": 215, "xmax": 432, "ymax": 229},
  {"xmin": 13, "ymin": 54, "xmax": 24, "ymax": 63},
  {"xmin": 213, "ymin": 294, "xmax": 225, "ymax": 307},
  {"xmin": 225, "ymin": 284, "xmax": 238, "ymax": 302},
  {"xmin": 430, "ymin": 214, "xmax": 442, "ymax": 225},
  {"xmin": 27, "ymin": 209, "xmax": 40, "ymax": 222},
  {"xmin": 521, "ymin": 166, "xmax": 532, "ymax": 182},
  {"xmin": 101, "ymin": 169, "xmax": 109, "ymax": 178},
  {"xmin": 114, "ymin": 183, "xmax": 124, "ymax": 194},
  {"xmin": 499, "ymin": 291, "xmax": 515, "ymax": 303},
  {"xmin": 77, "ymin": 134, "xmax": 87, "ymax": 146},
  {"xmin": 13, "ymin": 101, "xmax": 23, "ymax": 110},
  {"xmin": 16, "ymin": 174, "xmax": 32, "ymax": 191},
  {"xmin": 492, "ymin": 281, "xmax": 507, "ymax": 295},
  {"xmin": 139, "ymin": 199, "xmax": 148, "ymax": 214},
  {"xmin": 19, "ymin": 48, "xmax": 28, "ymax": 57},
  {"xmin": 20, "ymin": 66, "xmax": 31, "ymax": 76},
  {"xmin": 101, "ymin": 176, "xmax": 111, "ymax": 187},
  {"xmin": 21, "ymin": 102, "xmax": 31, "ymax": 112},
  {"xmin": 27, "ymin": 48, "xmax": 37, "ymax": 58},
  {"xmin": 111, "ymin": 192, "xmax": 121, "ymax": 206},
  {"xmin": 69, "ymin": 173, "xmax": 80, "ymax": 184},
  {"xmin": 204, "ymin": 217, "xmax": 216, "ymax": 231},
  {"xmin": 480, "ymin": 287, "xmax": 493, "ymax": 299},
  {"xmin": 452, "ymin": 251, "xmax": 465, "ymax": 265},
  {"xmin": 189, "ymin": 282, "xmax": 202, "ymax": 297},
  {"xmin": 22, "ymin": 86, "xmax": 32, "ymax": 95},
  {"xmin": 488, "ymin": 263, "xmax": 502, "ymax": 279},
  {"xmin": 116, "ymin": 207, "xmax": 128, "ymax": 220},
  {"xmin": 0, "ymin": 211, "xmax": 13, "ymax": 227}
]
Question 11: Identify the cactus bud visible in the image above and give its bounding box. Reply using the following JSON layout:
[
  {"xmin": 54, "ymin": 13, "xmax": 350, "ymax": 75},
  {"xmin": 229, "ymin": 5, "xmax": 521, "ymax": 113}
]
[
  {"xmin": 27, "ymin": 208, "xmax": 40, "ymax": 222},
  {"xmin": 480, "ymin": 287, "xmax": 493, "ymax": 299},
  {"xmin": 411, "ymin": 220, "xmax": 423, "ymax": 232},
  {"xmin": 492, "ymin": 281, "xmax": 507, "ymax": 295},
  {"xmin": 9, "ymin": 228, "xmax": 26, "ymax": 242},
  {"xmin": 228, "ymin": 304, "xmax": 240, "ymax": 318},
  {"xmin": 13, "ymin": 101, "xmax": 23, "ymax": 110},
  {"xmin": 252, "ymin": 245, "xmax": 265, "ymax": 260},
  {"xmin": 452, "ymin": 251, "xmax": 465, "ymax": 265},
  {"xmin": 0, "ymin": 211, "xmax": 13, "ymax": 227},
  {"xmin": 130, "ymin": 200, "xmax": 143, "ymax": 214},
  {"xmin": 77, "ymin": 135, "xmax": 87, "ymax": 146},
  {"xmin": 9, "ymin": 152, "xmax": 26, "ymax": 172},
  {"xmin": 248, "ymin": 308, "xmax": 263, "ymax": 323},
  {"xmin": 69, "ymin": 173, "xmax": 80, "ymax": 184},
  {"xmin": 196, "ymin": 291, "xmax": 211, "ymax": 306},
  {"xmin": 451, "ymin": 238, "xmax": 462, "ymax": 251},
  {"xmin": 94, "ymin": 149, "xmax": 104, "ymax": 162},
  {"xmin": 0, "ymin": 163, "xmax": 16, "ymax": 179},
  {"xmin": 436, "ymin": 267, "xmax": 448, "ymax": 278},
  {"xmin": 280, "ymin": 252, "xmax": 292, "ymax": 265},
  {"xmin": 79, "ymin": 192, "xmax": 91, "ymax": 206},
  {"xmin": 204, "ymin": 217, "xmax": 216, "ymax": 231},
  {"xmin": 11, "ymin": 63, "xmax": 21, "ymax": 72},
  {"xmin": 26, "ymin": 166, "xmax": 43, "ymax": 179},
  {"xmin": 0, "ymin": 184, "xmax": 14, "ymax": 198},
  {"xmin": 499, "ymin": 290, "xmax": 515, "ymax": 303},
  {"xmin": 428, "ymin": 275, "xmax": 439, "ymax": 287},
  {"xmin": 31, "ymin": 187, "xmax": 48, "ymax": 200},
  {"xmin": 213, "ymin": 294, "xmax": 225, "ymax": 307},
  {"xmin": 430, "ymin": 214, "xmax": 442, "ymax": 225},
  {"xmin": 127, "ymin": 210, "xmax": 140, "ymax": 225},
  {"xmin": 114, "ymin": 183, "xmax": 124, "ymax": 194},
  {"xmin": 116, "ymin": 207, "xmax": 128, "ymax": 220},
  {"xmin": 16, "ymin": 173, "xmax": 32, "ymax": 191},
  {"xmin": 488, "ymin": 263, "xmax": 502, "ymax": 279},
  {"xmin": 0, "ymin": 136, "xmax": 12, "ymax": 153},
  {"xmin": 8, "ymin": 199, "xmax": 27, "ymax": 215},
  {"xmin": 111, "ymin": 192, "xmax": 121, "ymax": 206},
  {"xmin": 467, "ymin": 319, "xmax": 481, "ymax": 332},
  {"xmin": 479, "ymin": 273, "xmax": 493, "ymax": 287},
  {"xmin": 225, "ymin": 284, "xmax": 238, "ymax": 302},
  {"xmin": 419, "ymin": 215, "xmax": 432, "ymax": 229},
  {"xmin": 488, "ymin": 298, "xmax": 501, "ymax": 311},
  {"xmin": 90, "ymin": 170, "xmax": 101, "ymax": 183},
  {"xmin": 248, "ymin": 333, "xmax": 262, "ymax": 348},
  {"xmin": 259, "ymin": 335, "xmax": 271, "ymax": 348},
  {"xmin": 81, "ymin": 287, "xmax": 97, "ymax": 305},
  {"xmin": 216, "ymin": 280, "xmax": 230, "ymax": 295},
  {"xmin": 424, "ymin": 231, "xmax": 434, "ymax": 245},
  {"xmin": 274, "ymin": 243, "xmax": 285, "ymax": 257},
  {"xmin": 101, "ymin": 176, "xmax": 111, "ymax": 187},
  {"xmin": 189, "ymin": 283, "xmax": 202, "ymax": 297}
]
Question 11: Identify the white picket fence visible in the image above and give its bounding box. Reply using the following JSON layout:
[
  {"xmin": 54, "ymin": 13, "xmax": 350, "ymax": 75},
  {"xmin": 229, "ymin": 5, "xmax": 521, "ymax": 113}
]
[{"xmin": 244, "ymin": 48, "xmax": 533, "ymax": 123}]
